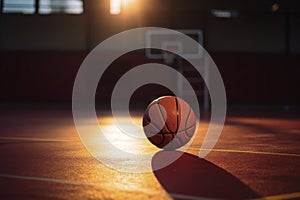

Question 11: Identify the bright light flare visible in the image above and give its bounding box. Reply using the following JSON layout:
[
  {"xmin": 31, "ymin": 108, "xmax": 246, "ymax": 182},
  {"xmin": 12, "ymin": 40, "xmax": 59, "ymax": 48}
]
[
  {"xmin": 110, "ymin": 0, "xmax": 138, "ymax": 15},
  {"xmin": 122, "ymin": 0, "xmax": 136, "ymax": 9},
  {"xmin": 110, "ymin": 0, "xmax": 121, "ymax": 15}
]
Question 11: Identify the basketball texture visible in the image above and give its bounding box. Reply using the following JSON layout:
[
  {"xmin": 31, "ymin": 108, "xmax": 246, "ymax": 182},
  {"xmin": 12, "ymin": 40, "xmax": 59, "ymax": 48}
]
[{"xmin": 143, "ymin": 96, "xmax": 197, "ymax": 150}]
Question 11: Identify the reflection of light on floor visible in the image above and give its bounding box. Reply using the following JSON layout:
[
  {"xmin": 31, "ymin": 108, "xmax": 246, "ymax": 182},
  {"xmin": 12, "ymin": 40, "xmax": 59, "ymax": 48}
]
[
  {"xmin": 99, "ymin": 117, "xmax": 157, "ymax": 154},
  {"xmin": 76, "ymin": 115, "xmax": 159, "ymax": 172},
  {"xmin": 103, "ymin": 172, "xmax": 161, "ymax": 194}
]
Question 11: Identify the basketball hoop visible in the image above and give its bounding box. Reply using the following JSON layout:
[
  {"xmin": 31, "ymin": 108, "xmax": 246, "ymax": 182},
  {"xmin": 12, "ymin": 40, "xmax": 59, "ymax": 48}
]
[
  {"xmin": 161, "ymin": 41, "xmax": 182, "ymax": 65},
  {"xmin": 162, "ymin": 50, "xmax": 176, "ymax": 64}
]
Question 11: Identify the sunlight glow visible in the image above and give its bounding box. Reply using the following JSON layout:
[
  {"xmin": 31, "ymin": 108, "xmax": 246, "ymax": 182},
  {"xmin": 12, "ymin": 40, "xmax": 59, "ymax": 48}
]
[
  {"xmin": 110, "ymin": 0, "xmax": 138, "ymax": 15},
  {"xmin": 76, "ymin": 116, "xmax": 158, "ymax": 172},
  {"xmin": 122, "ymin": 0, "xmax": 136, "ymax": 9},
  {"xmin": 110, "ymin": 0, "xmax": 121, "ymax": 15},
  {"xmin": 99, "ymin": 117, "xmax": 155, "ymax": 154}
]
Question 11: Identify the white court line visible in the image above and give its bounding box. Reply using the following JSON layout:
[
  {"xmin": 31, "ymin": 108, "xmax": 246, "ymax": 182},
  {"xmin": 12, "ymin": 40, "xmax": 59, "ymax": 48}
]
[
  {"xmin": 1, "ymin": 173, "xmax": 299, "ymax": 200},
  {"xmin": 0, "ymin": 173, "xmax": 216, "ymax": 200},
  {"xmin": 189, "ymin": 148, "xmax": 300, "ymax": 157},
  {"xmin": 0, "ymin": 173, "xmax": 94, "ymax": 186},
  {"xmin": 0, "ymin": 137, "xmax": 72, "ymax": 142},
  {"xmin": 1, "ymin": 136, "xmax": 299, "ymax": 157},
  {"xmin": 1, "ymin": 137, "xmax": 299, "ymax": 157}
]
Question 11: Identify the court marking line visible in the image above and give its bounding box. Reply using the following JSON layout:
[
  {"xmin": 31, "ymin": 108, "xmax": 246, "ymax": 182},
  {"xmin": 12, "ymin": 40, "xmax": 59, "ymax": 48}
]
[
  {"xmin": 251, "ymin": 192, "xmax": 300, "ymax": 200},
  {"xmin": 1, "ymin": 136, "xmax": 299, "ymax": 157},
  {"xmin": 0, "ymin": 173, "xmax": 213, "ymax": 200},
  {"xmin": 1, "ymin": 173, "xmax": 299, "ymax": 200},
  {"xmin": 189, "ymin": 148, "xmax": 300, "ymax": 157},
  {"xmin": 0, "ymin": 173, "xmax": 94, "ymax": 186},
  {"xmin": 0, "ymin": 137, "xmax": 72, "ymax": 142},
  {"xmin": 1, "ymin": 137, "xmax": 299, "ymax": 157}
]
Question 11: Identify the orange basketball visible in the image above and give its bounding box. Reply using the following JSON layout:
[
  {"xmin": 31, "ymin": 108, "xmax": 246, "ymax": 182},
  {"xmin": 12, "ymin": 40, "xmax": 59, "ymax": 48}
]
[{"xmin": 143, "ymin": 96, "xmax": 197, "ymax": 150}]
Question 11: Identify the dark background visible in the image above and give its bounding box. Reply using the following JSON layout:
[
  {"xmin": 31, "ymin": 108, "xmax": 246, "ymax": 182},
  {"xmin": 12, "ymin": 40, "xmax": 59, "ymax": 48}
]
[{"xmin": 0, "ymin": 0, "xmax": 299, "ymax": 107}]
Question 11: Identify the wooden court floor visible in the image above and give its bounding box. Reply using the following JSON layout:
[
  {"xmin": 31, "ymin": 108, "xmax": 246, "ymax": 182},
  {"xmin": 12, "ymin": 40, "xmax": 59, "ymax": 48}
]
[{"xmin": 0, "ymin": 106, "xmax": 299, "ymax": 200}]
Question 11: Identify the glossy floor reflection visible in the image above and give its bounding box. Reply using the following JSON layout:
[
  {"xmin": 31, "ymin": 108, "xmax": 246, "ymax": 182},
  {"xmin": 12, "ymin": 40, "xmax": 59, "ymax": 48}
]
[{"xmin": 0, "ymin": 107, "xmax": 300, "ymax": 199}]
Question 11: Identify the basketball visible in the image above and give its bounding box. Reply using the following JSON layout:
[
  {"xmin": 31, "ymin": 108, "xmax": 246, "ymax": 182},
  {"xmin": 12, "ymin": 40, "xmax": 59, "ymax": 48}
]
[{"xmin": 143, "ymin": 96, "xmax": 197, "ymax": 150}]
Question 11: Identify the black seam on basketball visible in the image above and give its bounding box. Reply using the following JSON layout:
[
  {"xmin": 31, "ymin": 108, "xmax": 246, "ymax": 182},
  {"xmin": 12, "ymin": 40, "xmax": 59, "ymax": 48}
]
[
  {"xmin": 150, "ymin": 101, "xmax": 167, "ymax": 146},
  {"xmin": 184, "ymin": 123, "xmax": 196, "ymax": 138},
  {"xmin": 186, "ymin": 123, "xmax": 196, "ymax": 130},
  {"xmin": 185, "ymin": 107, "xmax": 192, "ymax": 130},
  {"xmin": 175, "ymin": 132, "xmax": 186, "ymax": 144},
  {"xmin": 149, "ymin": 130, "xmax": 165, "ymax": 146},
  {"xmin": 174, "ymin": 97, "xmax": 179, "ymax": 134},
  {"xmin": 144, "ymin": 102, "xmax": 166, "ymax": 133},
  {"xmin": 143, "ymin": 114, "xmax": 163, "ymax": 133},
  {"xmin": 144, "ymin": 112, "xmax": 151, "ymax": 122},
  {"xmin": 157, "ymin": 100, "xmax": 174, "ymax": 134},
  {"xmin": 143, "ymin": 117, "xmax": 161, "ymax": 135},
  {"xmin": 166, "ymin": 136, "xmax": 174, "ymax": 149},
  {"xmin": 177, "ymin": 123, "xmax": 196, "ymax": 133},
  {"xmin": 157, "ymin": 132, "xmax": 165, "ymax": 146}
]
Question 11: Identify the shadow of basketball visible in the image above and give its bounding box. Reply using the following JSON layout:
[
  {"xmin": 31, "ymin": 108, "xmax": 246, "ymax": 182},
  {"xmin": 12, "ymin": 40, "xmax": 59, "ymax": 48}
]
[{"xmin": 152, "ymin": 151, "xmax": 260, "ymax": 200}]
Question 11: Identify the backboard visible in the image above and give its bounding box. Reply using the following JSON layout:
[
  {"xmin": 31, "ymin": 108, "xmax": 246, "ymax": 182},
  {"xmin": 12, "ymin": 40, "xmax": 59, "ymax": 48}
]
[
  {"xmin": 146, "ymin": 29, "xmax": 203, "ymax": 60},
  {"xmin": 145, "ymin": 29, "xmax": 209, "ymax": 110}
]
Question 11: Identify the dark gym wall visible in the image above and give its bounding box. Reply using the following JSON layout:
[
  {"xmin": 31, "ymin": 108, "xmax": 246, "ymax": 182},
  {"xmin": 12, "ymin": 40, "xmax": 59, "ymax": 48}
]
[
  {"xmin": 0, "ymin": 0, "xmax": 299, "ymax": 104},
  {"xmin": 206, "ymin": 15, "xmax": 286, "ymax": 53},
  {"xmin": 290, "ymin": 15, "xmax": 300, "ymax": 54},
  {"xmin": 0, "ymin": 15, "xmax": 87, "ymax": 51},
  {"xmin": 1, "ymin": 0, "xmax": 299, "ymax": 53}
]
